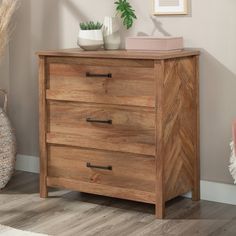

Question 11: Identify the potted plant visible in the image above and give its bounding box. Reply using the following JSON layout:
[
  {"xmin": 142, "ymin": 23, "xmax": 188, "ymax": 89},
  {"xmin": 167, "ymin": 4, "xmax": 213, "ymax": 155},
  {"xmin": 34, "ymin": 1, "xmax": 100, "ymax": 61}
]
[
  {"xmin": 103, "ymin": 0, "xmax": 137, "ymax": 50},
  {"xmin": 77, "ymin": 21, "xmax": 104, "ymax": 51}
]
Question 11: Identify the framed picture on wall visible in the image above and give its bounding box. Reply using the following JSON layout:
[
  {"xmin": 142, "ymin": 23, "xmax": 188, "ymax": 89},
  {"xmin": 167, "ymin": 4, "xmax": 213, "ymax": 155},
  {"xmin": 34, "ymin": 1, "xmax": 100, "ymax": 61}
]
[{"xmin": 153, "ymin": 0, "xmax": 188, "ymax": 15}]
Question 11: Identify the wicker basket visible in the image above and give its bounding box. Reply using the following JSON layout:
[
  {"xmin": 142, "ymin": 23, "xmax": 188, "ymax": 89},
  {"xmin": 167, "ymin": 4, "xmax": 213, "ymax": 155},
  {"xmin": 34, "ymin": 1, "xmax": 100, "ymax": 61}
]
[{"xmin": 0, "ymin": 89, "xmax": 16, "ymax": 189}]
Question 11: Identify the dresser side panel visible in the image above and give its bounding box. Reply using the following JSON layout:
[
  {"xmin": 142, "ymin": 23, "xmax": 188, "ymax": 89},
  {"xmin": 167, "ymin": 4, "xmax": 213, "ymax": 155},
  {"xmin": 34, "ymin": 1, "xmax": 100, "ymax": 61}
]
[{"xmin": 161, "ymin": 56, "xmax": 199, "ymax": 201}]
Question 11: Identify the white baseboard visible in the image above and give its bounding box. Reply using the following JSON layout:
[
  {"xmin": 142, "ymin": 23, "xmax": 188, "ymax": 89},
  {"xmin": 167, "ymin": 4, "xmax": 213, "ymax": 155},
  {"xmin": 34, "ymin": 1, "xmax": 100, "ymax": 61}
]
[
  {"xmin": 15, "ymin": 154, "xmax": 236, "ymax": 206},
  {"xmin": 184, "ymin": 181, "xmax": 236, "ymax": 205}
]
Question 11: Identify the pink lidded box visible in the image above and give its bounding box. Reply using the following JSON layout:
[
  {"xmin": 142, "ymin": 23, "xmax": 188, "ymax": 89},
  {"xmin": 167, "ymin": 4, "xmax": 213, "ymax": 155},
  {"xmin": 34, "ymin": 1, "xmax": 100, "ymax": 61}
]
[{"xmin": 125, "ymin": 36, "xmax": 184, "ymax": 51}]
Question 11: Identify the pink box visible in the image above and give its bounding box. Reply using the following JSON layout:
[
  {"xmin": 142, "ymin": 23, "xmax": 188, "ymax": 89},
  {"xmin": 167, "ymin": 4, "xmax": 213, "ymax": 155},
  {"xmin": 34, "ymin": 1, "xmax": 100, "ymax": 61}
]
[{"xmin": 125, "ymin": 36, "xmax": 184, "ymax": 51}]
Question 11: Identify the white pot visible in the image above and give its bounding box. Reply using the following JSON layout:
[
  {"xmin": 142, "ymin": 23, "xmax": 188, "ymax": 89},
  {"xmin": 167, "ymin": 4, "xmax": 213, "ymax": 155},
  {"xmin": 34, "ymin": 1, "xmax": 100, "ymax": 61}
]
[
  {"xmin": 103, "ymin": 16, "xmax": 121, "ymax": 50},
  {"xmin": 77, "ymin": 29, "xmax": 104, "ymax": 51}
]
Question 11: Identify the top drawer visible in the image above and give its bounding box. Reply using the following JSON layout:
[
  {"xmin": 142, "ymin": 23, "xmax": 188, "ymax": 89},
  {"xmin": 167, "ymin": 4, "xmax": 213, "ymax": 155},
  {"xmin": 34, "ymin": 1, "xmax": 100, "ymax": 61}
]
[{"xmin": 46, "ymin": 58, "xmax": 155, "ymax": 107}]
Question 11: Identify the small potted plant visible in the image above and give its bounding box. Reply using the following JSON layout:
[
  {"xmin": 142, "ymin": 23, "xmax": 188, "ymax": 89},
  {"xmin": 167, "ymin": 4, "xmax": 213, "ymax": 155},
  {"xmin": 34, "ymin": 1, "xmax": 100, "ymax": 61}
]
[
  {"xmin": 78, "ymin": 21, "xmax": 104, "ymax": 51},
  {"xmin": 103, "ymin": 0, "xmax": 137, "ymax": 50}
]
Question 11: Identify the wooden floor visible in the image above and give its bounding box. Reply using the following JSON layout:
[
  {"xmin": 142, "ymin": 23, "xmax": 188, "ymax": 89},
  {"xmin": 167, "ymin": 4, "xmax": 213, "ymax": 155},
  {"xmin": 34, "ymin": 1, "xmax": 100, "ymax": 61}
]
[{"xmin": 0, "ymin": 172, "xmax": 236, "ymax": 236}]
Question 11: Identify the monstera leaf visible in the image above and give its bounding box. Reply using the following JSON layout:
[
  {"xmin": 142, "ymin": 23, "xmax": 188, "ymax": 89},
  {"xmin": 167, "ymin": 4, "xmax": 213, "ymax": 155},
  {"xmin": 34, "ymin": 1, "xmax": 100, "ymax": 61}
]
[{"xmin": 115, "ymin": 0, "xmax": 137, "ymax": 30}]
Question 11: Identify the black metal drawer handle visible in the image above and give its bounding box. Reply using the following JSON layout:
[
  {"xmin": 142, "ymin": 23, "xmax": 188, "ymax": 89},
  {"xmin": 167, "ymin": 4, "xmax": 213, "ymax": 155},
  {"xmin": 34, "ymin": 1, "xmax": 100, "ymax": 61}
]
[
  {"xmin": 86, "ymin": 118, "xmax": 112, "ymax": 124},
  {"xmin": 86, "ymin": 72, "xmax": 112, "ymax": 78},
  {"xmin": 87, "ymin": 163, "xmax": 112, "ymax": 171}
]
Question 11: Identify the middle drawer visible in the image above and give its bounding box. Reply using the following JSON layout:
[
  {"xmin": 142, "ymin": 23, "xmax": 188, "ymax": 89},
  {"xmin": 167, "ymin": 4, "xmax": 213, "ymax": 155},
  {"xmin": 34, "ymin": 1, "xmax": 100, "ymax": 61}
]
[{"xmin": 47, "ymin": 101, "xmax": 156, "ymax": 156}]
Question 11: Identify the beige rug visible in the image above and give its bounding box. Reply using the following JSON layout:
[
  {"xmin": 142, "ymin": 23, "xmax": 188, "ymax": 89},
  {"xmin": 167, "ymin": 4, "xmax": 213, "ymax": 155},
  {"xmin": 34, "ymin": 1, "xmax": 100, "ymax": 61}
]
[{"xmin": 0, "ymin": 225, "xmax": 49, "ymax": 236}]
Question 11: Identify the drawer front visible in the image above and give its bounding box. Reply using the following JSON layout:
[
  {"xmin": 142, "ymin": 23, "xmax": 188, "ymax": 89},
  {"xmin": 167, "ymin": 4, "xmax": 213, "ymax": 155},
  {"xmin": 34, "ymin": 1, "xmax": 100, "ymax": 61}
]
[
  {"xmin": 47, "ymin": 101, "xmax": 155, "ymax": 156},
  {"xmin": 46, "ymin": 59, "xmax": 155, "ymax": 107},
  {"xmin": 48, "ymin": 145, "xmax": 155, "ymax": 195}
]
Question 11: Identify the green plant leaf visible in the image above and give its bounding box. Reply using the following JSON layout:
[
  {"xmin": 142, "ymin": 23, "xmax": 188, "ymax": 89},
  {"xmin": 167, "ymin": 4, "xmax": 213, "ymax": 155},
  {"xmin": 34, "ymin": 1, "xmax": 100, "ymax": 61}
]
[{"xmin": 114, "ymin": 0, "xmax": 137, "ymax": 30}]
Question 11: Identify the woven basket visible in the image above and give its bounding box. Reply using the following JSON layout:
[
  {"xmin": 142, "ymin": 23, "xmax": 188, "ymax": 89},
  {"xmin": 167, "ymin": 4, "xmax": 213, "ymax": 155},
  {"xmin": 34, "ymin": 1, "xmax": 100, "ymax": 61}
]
[{"xmin": 0, "ymin": 89, "xmax": 16, "ymax": 189}]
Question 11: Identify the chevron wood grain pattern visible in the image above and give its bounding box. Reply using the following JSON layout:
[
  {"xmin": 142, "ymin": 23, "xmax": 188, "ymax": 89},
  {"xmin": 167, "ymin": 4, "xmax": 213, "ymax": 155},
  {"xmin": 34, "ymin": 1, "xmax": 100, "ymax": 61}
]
[
  {"xmin": 159, "ymin": 56, "xmax": 199, "ymax": 202},
  {"xmin": 38, "ymin": 49, "xmax": 200, "ymax": 219}
]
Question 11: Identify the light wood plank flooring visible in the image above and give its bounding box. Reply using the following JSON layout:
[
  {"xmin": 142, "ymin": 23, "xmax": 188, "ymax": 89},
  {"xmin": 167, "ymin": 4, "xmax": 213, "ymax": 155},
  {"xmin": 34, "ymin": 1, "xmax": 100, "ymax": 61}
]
[{"xmin": 0, "ymin": 171, "xmax": 236, "ymax": 236}]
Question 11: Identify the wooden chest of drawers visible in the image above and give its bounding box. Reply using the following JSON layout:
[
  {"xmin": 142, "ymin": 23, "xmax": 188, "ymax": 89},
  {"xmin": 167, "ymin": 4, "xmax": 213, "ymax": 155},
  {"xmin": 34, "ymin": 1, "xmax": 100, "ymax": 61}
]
[{"xmin": 38, "ymin": 49, "xmax": 200, "ymax": 219}]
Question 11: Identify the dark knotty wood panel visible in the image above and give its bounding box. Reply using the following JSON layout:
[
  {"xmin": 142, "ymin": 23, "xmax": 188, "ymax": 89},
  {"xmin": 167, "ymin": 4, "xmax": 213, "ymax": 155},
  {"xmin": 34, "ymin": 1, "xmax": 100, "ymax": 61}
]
[
  {"xmin": 160, "ymin": 56, "xmax": 198, "ymax": 201},
  {"xmin": 47, "ymin": 102, "xmax": 155, "ymax": 156},
  {"xmin": 48, "ymin": 145, "xmax": 155, "ymax": 196},
  {"xmin": 46, "ymin": 63, "xmax": 155, "ymax": 107}
]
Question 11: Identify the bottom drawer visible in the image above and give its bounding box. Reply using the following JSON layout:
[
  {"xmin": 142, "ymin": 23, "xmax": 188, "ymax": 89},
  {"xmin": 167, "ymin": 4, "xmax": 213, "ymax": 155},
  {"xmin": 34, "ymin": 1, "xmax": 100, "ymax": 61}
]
[{"xmin": 47, "ymin": 145, "xmax": 156, "ymax": 203}]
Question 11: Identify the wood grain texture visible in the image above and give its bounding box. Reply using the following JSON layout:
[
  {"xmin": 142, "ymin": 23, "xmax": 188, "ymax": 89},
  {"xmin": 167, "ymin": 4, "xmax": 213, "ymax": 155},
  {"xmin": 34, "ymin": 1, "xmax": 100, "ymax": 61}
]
[
  {"xmin": 47, "ymin": 57, "xmax": 155, "ymax": 68},
  {"xmin": 47, "ymin": 101, "xmax": 155, "ymax": 155},
  {"xmin": 1, "ymin": 172, "xmax": 236, "ymax": 236},
  {"xmin": 160, "ymin": 56, "xmax": 199, "ymax": 201},
  {"xmin": 47, "ymin": 177, "xmax": 156, "ymax": 204},
  {"xmin": 47, "ymin": 145, "xmax": 155, "ymax": 203},
  {"xmin": 36, "ymin": 48, "xmax": 200, "ymax": 60},
  {"xmin": 155, "ymin": 60, "xmax": 166, "ymax": 219},
  {"xmin": 48, "ymin": 145, "xmax": 155, "ymax": 191},
  {"xmin": 38, "ymin": 56, "xmax": 48, "ymax": 198},
  {"xmin": 46, "ymin": 132, "xmax": 155, "ymax": 156},
  {"xmin": 48, "ymin": 101, "xmax": 155, "ymax": 131},
  {"xmin": 47, "ymin": 63, "xmax": 155, "ymax": 107},
  {"xmin": 38, "ymin": 50, "xmax": 200, "ymax": 219},
  {"xmin": 46, "ymin": 90, "xmax": 154, "ymax": 107}
]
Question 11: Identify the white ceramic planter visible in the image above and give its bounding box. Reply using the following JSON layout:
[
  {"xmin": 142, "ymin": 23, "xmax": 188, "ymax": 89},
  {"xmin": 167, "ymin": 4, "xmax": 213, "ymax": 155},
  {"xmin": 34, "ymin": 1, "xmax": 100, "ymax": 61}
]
[
  {"xmin": 77, "ymin": 29, "xmax": 104, "ymax": 51},
  {"xmin": 103, "ymin": 16, "xmax": 121, "ymax": 50}
]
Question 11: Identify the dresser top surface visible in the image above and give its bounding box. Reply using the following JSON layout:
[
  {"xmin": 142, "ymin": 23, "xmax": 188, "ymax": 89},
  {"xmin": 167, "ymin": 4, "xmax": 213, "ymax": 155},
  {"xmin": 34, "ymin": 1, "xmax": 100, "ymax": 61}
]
[{"xmin": 37, "ymin": 48, "xmax": 200, "ymax": 60}]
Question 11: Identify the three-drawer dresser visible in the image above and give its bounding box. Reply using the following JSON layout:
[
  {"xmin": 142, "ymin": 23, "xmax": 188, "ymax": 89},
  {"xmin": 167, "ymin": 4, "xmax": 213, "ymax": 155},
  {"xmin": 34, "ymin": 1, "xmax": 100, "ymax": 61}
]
[{"xmin": 37, "ymin": 49, "xmax": 200, "ymax": 218}]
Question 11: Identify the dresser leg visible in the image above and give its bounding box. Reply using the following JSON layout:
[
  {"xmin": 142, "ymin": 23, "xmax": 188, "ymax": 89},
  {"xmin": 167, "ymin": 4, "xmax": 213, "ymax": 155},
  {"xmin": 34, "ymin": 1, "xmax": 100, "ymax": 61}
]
[
  {"xmin": 40, "ymin": 175, "xmax": 48, "ymax": 198},
  {"xmin": 155, "ymin": 202, "xmax": 165, "ymax": 219}
]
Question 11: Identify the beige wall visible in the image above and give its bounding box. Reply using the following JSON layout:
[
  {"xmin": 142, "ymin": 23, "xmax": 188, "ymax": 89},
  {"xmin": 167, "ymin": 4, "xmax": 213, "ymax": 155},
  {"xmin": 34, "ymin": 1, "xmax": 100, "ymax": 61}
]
[{"xmin": 9, "ymin": 0, "xmax": 236, "ymax": 184}]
